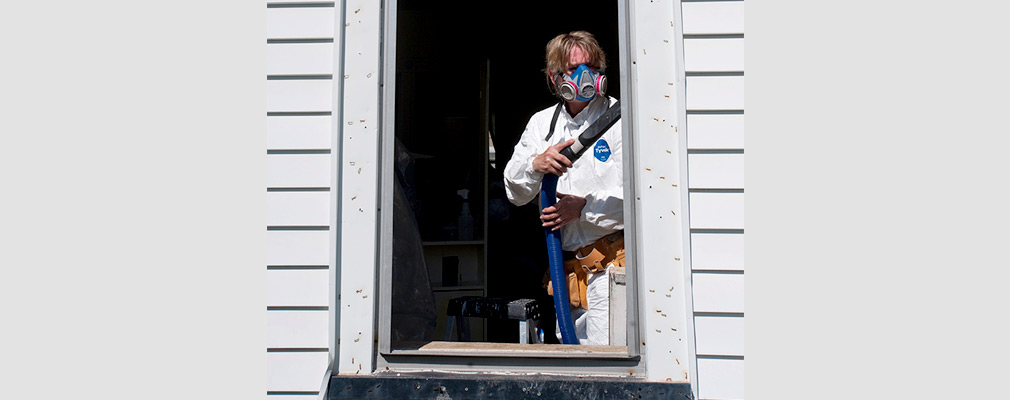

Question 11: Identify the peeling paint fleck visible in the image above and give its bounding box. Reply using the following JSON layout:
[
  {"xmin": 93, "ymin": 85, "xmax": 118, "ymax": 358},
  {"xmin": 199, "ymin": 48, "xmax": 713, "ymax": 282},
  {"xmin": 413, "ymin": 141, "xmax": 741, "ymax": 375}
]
[
  {"xmin": 354, "ymin": 8, "xmax": 361, "ymax": 13},
  {"xmin": 356, "ymin": 289, "xmax": 362, "ymax": 293},
  {"xmin": 663, "ymin": 39, "xmax": 670, "ymax": 43},
  {"xmin": 643, "ymin": 49, "xmax": 646, "ymax": 55},
  {"xmin": 668, "ymin": 82, "xmax": 674, "ymax": 86},
  {"xmin": 645, "ymin": 168, "xmax": 652, "ymax": 172},
  {"xmin": 344, "ymin": 75, "xmax": 350, "ymax": 79},
  {"xmin": 367, "ymin": 72, "xmax": 373, "ymax": 78},
  {"xmin": 659, "ymin": 176, "xmax": 665, "ymax": 179},
  {"xmin": 649, "ymin": 289, "xmax": 655, "ymax": 293},
  {"xmin": 652, "ymin": 117, "xmax": 659, "ymax": 122},
  {"xmin": 670, "ymin": 210, "xmax": 676, "ymax": 215},
  {"xmin": 349, "ymin": 161, "xmax": 356, "ymax": 166},
  {"xmin": 666, "ymin": 150, "xmax": 672, "ymax": 154},
  {"xmin": 357, "ymin": 168, "xmax": 362, "ymax": 174},
  {"xmin": 351, "ymin": 196, "xmax": 357, "ymax": 200},
  {"xmin": 664, "ymin": 95, "xmax": 670, "ymax": 98},
  {"xmin": 675, "ymin": 358, "xmax": 680, "ymax": 365},
  {"xmin": 347, "ymin": 121, "xmax": 353, "ymax": 125},
  {"xmin": 674, "ymin": 257, "xmax": 680, "ymax": 261},
  {"xmin": 360, "ymin": 119, "xmax": 366, "ymax": 123}
]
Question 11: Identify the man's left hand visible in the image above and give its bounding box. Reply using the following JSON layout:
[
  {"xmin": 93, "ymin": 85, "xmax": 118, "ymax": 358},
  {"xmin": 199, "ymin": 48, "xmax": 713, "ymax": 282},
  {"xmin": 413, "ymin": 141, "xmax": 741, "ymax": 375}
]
[{"xmin": 541, "ymin": 192, "xmax": 587, "ymax": 231}]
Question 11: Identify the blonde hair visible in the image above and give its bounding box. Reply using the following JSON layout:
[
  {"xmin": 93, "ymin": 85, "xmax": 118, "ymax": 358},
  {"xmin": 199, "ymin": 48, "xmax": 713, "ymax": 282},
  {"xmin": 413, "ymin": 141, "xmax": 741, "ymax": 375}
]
[{"xmin": 543, "ymin": 31, "xmax": 607, "ymax": 77}]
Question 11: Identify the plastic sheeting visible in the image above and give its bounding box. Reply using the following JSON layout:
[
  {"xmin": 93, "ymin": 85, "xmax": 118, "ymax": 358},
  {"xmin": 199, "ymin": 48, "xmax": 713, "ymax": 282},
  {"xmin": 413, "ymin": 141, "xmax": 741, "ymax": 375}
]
[{"xmin": 390, "ymin": 139, "xmax": 437, "ymax": 342}]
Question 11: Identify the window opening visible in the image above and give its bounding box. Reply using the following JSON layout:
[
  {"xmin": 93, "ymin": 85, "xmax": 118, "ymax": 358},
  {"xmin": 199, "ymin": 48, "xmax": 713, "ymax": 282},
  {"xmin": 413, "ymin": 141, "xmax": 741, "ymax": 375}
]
[{"xmin": 385, "ymin": 0, "xmax": 631, "ymax": 359}]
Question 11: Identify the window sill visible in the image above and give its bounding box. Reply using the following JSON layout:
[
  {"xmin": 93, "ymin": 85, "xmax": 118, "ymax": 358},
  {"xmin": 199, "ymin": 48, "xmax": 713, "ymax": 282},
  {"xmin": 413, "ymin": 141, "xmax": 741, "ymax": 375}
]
[{"xmin": 387, "ymin": 341, "xmax": 635, "ymax": 359}]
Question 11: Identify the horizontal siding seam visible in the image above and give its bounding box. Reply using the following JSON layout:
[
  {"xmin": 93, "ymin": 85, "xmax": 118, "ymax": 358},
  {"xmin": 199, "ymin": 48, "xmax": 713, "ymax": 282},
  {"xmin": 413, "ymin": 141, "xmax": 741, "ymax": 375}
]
[
  {"xmin": 696, "ymin": 355, "xmax": 744, "ymax": 360},
  {"xmin": 267, "ymin": 187, "xmax": 331, "ymax": 192},
  {"xmin": 267, "ymin": 149, "xmax": 332, "ymax": 154},
  {"xmin": 267, "ymin": 74, "xmax": 333, "ymax": 80},
  {"xmin": 694, "ymin": 312, "xmax": 743, "ymax": 317},
  {"xmin": 268, "ymin": 306, "xmax": 329, "ymax": 311},
  {"xmin": 266, "ymin": 37, "xmax": 335, "ymax": 43},
  {"xmin": 266, "ymin": 2, "xmax": 335, "ymax": 8},
  {"xmin": 686, "ymin": 110, "xmax": 744, "ymax": 114},
  {"xmin": 267, "ymin": 348, "xmax": 329, "ymax": 352},
  {"xmin": 690, "ymin": 229, "xmax": 743, "ymax": 234},
  {"xmin": 683, "ymin": 34, "xmax": 744, "ymax": 39},
  {"xmin": 267, "ymin": 265, "xmax": 330, "ymax": 270},
  {"xmin": 692, "ymin": 269, "xmax": 744, "ymax": 275},
  {"xmin": 686, "ymin": 71, "xmax": 743, "ymax": 77},
  {"xmin": 267, "ymin": 391, "xmax": 320, "ymax": 395},
  {"xmin": 688, "ymin": 189, "xmax": 744, "ymax": 193},
  {"xmin": 686, "ymin": 149, "xmax": 743, "ymax": 153},
  {"xmin": 267, "ymin": 226, "xmax": 330, "ymax": 231},
  {"xmin": 268, "ymin": 111, "xmax": 333, "ymax": 116}
]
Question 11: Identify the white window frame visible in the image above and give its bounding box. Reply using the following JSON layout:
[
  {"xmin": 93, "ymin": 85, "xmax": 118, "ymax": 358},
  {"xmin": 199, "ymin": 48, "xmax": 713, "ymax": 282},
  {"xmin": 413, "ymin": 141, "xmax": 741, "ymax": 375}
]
[{"xmin": 329, "ymin": 0, "xmax": 698, "ymax": 386}]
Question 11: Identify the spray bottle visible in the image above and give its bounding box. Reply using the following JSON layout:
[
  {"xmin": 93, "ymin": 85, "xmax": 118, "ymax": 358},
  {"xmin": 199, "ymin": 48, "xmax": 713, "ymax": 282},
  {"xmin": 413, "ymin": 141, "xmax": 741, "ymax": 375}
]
[{"xmin": 456, "ymin": 189, "xmax": 474, "ymax": 241}]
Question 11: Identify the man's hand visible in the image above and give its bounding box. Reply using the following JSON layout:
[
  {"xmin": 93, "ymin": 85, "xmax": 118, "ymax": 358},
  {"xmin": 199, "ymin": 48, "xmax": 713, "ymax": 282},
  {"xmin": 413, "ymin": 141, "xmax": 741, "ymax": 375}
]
[
  {"xmin": 532, "ymin": 139, "xmax": 575, "ymax": 176},
  {"xmin": 541, "ymin": 192, "xmax": 587, "ymax": 231}
]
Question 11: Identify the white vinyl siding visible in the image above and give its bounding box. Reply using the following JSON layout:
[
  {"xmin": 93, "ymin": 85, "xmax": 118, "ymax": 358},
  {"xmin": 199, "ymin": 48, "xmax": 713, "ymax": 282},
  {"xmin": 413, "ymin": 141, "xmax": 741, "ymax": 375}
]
[
  {"xmin": 266, "ymin": 154, "xmax": 331, "ymax": 188},
  {"xmin": 682, "ymin": 0, "xmax": 744, "ymax": 398},
  {"xmin": 267, "ymin": 115, "xmax": 332, "ymax": 150},
  {"xmin": 266, "ymin": 2, "xmax": 336, "ymax": 397},
  {"xmin": 267, "ymin": 43, "xmax": 334, "ymax": 76}
]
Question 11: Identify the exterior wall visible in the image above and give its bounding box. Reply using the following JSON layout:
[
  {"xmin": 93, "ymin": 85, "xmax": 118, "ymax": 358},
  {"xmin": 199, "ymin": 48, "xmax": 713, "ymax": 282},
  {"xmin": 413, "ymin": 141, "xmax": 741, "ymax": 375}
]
[
  {"xmin": 681, "ymin": 0, "xmax": 745, "ymax": 399},
  {"xmin": 263, "ymin": 0, "xmax": 744, "ymax": 398},
  {"xmin": 266, "ymin": 2, "xmax": 339, "ymax": 397}
]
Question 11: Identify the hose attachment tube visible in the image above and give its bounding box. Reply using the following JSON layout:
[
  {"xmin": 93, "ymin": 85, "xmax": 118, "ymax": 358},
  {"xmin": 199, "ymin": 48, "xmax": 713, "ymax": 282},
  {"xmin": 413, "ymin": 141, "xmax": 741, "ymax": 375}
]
[{"xmin": 540, "ymin": 172, "xmax": 579, "ymax": 344}]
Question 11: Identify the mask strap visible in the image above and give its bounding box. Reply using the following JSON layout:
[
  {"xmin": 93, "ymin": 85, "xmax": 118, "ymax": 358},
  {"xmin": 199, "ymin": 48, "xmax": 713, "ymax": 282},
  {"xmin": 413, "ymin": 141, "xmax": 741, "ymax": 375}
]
[{"xmin": 544, "ymin": 102, "xmax": 564, "ymax": 141}]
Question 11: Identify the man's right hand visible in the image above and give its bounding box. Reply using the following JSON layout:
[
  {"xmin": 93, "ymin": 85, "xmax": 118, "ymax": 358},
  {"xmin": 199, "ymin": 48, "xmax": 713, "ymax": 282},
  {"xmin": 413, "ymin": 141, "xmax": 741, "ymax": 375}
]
[{"xmin": 532, "ymin": 138, "xmax": 575, "ymax": 176}]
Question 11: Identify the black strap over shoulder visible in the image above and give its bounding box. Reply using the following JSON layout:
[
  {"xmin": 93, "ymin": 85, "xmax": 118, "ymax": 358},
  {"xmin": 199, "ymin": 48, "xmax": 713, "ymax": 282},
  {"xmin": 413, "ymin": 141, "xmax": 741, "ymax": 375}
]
[
  {"xmin": 545, "ymin": 100, "xmax": 622, "ymax": 163},
  {"xmin": 544, "ymin": 102, "xmax": 565, "ymax": 142}
]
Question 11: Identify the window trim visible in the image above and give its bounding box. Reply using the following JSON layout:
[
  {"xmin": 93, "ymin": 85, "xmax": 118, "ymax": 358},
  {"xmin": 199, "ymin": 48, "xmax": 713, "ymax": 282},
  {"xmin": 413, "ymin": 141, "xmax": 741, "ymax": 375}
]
[{"xmin": 374, "ymin": 0, "xmax": 648, "ymax": 376}]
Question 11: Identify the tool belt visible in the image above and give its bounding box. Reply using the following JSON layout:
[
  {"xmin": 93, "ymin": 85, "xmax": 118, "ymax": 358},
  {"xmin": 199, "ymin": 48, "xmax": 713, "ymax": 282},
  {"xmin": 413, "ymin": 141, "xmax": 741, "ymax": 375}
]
[{"xmin": 545, "ymin": 231, "xmax": 625, "ymax": 310}]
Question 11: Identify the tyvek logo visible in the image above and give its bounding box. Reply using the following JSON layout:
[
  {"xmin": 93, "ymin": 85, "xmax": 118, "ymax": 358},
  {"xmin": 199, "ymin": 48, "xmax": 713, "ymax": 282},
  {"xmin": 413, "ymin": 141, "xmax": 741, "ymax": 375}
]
[{"xmin": 594, "ymin": 139, "xmax": 611, "ymax": 162}]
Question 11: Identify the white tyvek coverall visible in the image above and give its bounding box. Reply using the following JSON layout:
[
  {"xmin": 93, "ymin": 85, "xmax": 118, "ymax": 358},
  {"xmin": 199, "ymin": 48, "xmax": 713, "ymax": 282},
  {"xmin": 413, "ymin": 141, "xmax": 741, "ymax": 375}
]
[{"xmin": 504, "ymin": 95, "xmax": 624, "ymax": 345}]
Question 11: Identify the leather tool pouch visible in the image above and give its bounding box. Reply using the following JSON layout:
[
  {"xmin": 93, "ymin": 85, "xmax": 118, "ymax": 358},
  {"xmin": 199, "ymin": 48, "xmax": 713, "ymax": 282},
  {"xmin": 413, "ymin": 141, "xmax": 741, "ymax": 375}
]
[
  {"xmin": 545, "ymin": 260, "xmax": 589, "ymax": 310},
  {"xmin": 577, "ymin": 247, "xmax": 607, "ymax": 274},
  {"xmin": 544, "ymin": 232, "xmax": 625, "ymax": 311}
]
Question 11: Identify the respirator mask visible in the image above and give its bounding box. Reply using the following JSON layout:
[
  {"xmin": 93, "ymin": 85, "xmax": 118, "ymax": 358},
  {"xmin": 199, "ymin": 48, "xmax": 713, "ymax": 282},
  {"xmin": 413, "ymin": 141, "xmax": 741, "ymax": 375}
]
[{"xmin": 554, "ymin": 64, "xmax": 607, "ymax": 102}]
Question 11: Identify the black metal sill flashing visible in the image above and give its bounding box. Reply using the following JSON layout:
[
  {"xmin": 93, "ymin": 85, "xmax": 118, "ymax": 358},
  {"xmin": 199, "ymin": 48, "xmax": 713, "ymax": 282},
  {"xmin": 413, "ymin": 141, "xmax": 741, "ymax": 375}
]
[{"xmin": 328, "ymin": 371, "xmax": 693, "ymax": 400}]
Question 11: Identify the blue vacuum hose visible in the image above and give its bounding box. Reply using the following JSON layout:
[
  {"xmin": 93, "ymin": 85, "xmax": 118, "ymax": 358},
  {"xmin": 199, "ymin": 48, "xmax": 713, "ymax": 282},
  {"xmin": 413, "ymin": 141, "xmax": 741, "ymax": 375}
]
[
  {"xmin": 540, "ymin": 173, "xmax": 579, "ymax": 344},
  {"xmin": 537, "ymin": 100, "xmax": 621, "ymax": 345}
]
